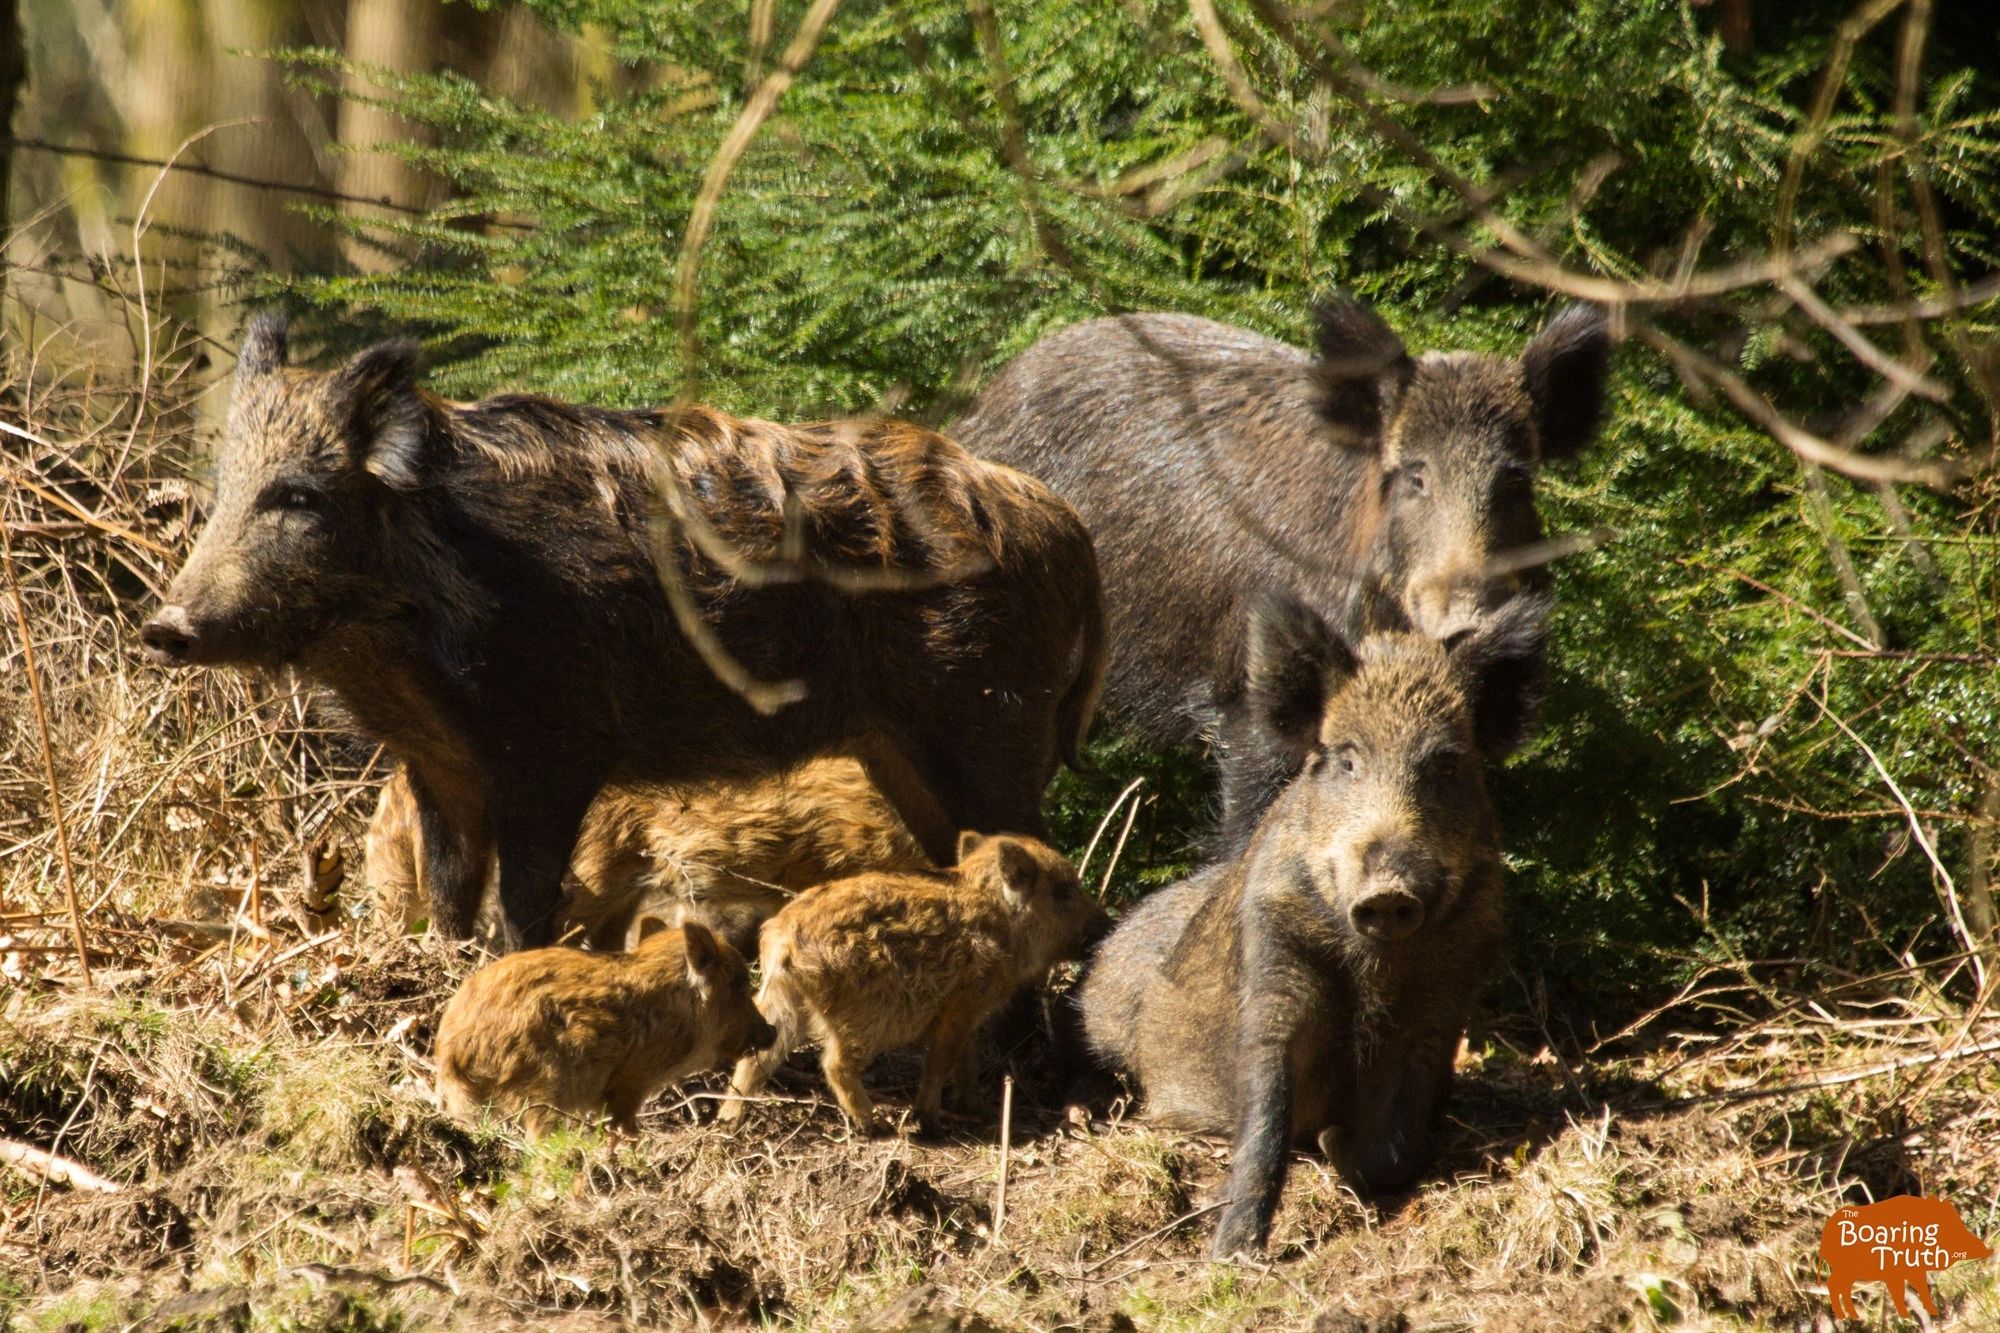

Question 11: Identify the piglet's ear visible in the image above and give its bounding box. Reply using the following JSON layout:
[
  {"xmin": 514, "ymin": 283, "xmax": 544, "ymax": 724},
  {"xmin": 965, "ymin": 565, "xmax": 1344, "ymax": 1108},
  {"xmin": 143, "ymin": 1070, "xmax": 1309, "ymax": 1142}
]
[
  {"xmin": 632, "ymin": 914, "xmax": 672, "ymax": 944},
  {"xmin": 331, "ymin": 338, "xmax": 430, "ymax": 490},
  {"xmin": 1312, "ymin": 294, "xmax": 1412, "ymax": 452},
  {"xmin": 1445, "ymin": 589, "xmax": 1552, "ymax": 759},
  {"xmin": 955, "ymin": 829, "xmax": 985, "ymax": 866},
  {"xmin": 681, "ymin": 920, "xmax": 722, "ymax": 979},
  {"xmin": 236, "ymin": 313, "xmax": 290, "ymax": 382},
  {"xmin": 1522, "ymin": 304, "xmax": 1611, "ymax": 463},
  {"xmin": 991, "ymin": 838, "xmax": 1041, "ymax": 909},
  {"xmin": 1245, "ymin": 592, "xmax": 1358, "ymax": 757}
]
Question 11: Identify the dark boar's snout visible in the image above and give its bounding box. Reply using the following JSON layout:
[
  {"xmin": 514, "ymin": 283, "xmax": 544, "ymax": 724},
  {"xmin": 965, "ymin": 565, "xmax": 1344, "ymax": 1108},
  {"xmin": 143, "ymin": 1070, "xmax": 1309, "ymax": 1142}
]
[
  {"xmin": 1349, "ymin": 887, "xmax": 1424, "ymax": 942},
  {"xmin": 1350, "ymin": 839, "xmax": 1443, "ymax": 942},
  {"xmin": 1405, "ymin": 565, "xmax": 1524, "ymax": 644},
  {"xmin": 139, "ymin": 603, "xmax": 198, "ymax": 665}
]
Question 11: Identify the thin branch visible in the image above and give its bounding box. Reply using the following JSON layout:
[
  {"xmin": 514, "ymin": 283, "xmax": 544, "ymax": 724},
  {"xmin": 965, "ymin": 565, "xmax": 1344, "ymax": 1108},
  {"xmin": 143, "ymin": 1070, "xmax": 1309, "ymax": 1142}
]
[
  {"xmin": 1816, "ymin": 691, "xmax": 1989, "ymax": 992},
  {"xmin": 1637, "ymin": 324, "xmax": 1963, "ymax": 488},
  {"xmin": 0, "ymin": 134, "xmax": 535, "ymax": 225},
  {"xmin": 673, "ymin": 0, "xmax": 843, "ymax": 399}
]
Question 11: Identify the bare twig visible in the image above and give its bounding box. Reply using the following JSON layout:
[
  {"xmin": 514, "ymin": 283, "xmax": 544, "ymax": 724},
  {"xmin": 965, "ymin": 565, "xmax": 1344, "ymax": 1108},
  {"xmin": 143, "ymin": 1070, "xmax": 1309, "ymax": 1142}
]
[
  {"xmin": 1639, "ymin": 324, "xmax": 1962, "ymax": 488},
  {"xmin": 673, "ymin": 0, "xmax": 843, "ymax": 398},
  {"xmin": 991, "ymin": 1074, "xmax": 1014, "ymax": 1243},
  {"xmin": 1816, "ymin": 693, "xmax": 1988, "ymax": 993}
]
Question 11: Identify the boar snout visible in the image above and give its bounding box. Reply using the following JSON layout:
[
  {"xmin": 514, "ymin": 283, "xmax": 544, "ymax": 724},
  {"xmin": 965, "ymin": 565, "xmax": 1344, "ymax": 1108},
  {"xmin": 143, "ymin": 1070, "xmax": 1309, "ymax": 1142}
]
[
  {"xmin": 140, "ymin": 604, "xmax": 198, "ymax": 665},
  {"xmin": 1348, "ymin": 888, "xmax": 1424, "ymax": 942},
  {"xmin": 1406, "ymin": 568, "xmax": 1523, "ymax": 643},
  {"xmin": 747, "ymin": 1014, "xmax": 779, "ymax": 1053}
]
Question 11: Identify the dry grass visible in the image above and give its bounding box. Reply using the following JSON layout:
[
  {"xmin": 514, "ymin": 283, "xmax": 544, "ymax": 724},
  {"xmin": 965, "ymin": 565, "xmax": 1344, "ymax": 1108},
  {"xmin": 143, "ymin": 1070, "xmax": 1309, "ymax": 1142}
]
[{"xmin": 4, "ymin": 315, "xmax": 1999, "ymax": 1331}]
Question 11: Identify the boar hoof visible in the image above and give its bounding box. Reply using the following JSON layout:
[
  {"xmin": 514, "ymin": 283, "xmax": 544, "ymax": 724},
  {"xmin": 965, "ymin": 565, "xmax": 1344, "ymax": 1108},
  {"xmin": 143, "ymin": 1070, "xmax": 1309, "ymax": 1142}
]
[{"xmin": 1208, "ymin": 1209, "xmax": 1265, "ymax": 1262}]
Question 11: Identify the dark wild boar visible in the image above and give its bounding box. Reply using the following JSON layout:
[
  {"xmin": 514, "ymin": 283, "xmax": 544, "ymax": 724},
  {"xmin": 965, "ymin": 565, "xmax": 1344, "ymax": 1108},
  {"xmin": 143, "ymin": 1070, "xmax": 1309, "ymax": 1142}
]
[
  {"xmin": 723, "ymin": 832, "xmax": 1106, "ymax": 1133},
  {"xmin": 144, "ymin": 317, "xmax": 1102, "ymax": 950},
  {"xmin": 1077, "ymin": 587, "xmax": 1549, "ymax": 1257},
  {"xmin": 367, "ymin": 756, "xmax": 931, "ymax": 952},
  {"xmin": 434, "ymin": 918, "xmax": 775, "ymax": 1136},
  {"xmin": 954, "ymin": 298, "xmax": 1604, "ymax": 826}
]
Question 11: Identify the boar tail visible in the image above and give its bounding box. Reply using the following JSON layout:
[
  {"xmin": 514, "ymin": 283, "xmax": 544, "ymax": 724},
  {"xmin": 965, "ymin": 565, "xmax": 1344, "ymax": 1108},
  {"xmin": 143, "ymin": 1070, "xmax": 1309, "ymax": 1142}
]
[{"xmin": 1056, "ymin": 590, "xmax": 1107, "ymax": 773}]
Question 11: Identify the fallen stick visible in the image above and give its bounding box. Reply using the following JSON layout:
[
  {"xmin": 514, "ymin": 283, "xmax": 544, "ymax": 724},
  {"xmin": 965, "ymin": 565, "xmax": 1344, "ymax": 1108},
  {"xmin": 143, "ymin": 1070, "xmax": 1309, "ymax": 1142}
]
[
  {"xmin": 992, "ymin": 1075, "xmax": 1015, "ymax": 1244},
  {"xmin": 0, "ymin": 1138, "xmax": 121, "ymax": 1194}
]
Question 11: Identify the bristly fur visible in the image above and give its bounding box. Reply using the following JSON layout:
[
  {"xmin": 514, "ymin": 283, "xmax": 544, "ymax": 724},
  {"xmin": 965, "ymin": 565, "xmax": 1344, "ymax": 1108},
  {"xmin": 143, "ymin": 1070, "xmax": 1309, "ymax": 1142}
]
[
  {"xmin": 1079, "ymin": 590, "xmax": 1550, "ymax": 1257},
  {"xmin": 433, "ymin": 920, "xmax": 771, "ymax": 1136},
  {"xmin": 149, "ymin": 326, "xmax": 1106, "ymax": 952},
  {"xmin": 366, "ymin": 754, "xmax": 931, "ymax": 951},
  {"xmin": 722, "ymin": 834, "xmax": 1106, "ymax": 1132},
  {"xmin": 953, "ymin": 297, "xmax": 1613, "ymax": 816}
]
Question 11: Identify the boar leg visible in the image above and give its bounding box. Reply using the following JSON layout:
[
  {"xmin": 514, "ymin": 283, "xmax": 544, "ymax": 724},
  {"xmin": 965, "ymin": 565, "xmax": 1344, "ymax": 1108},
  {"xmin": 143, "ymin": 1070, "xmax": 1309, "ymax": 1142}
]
[
  {"xmin": 820, "ymin": 1034, "xmax": 888, "ymax": 1135},
  {"xmin": 1210, "ymin": 1032, "xmax": 1297, "ymax": 1259},
  {"xmin": 492, "ymin": 782, "xmax": 596, "ymax": 951},
  {"xmin": 409, "ymin": 767, "xmax": 492, "ymax": 941},
  {"xmin": 1341, "ymin": 1033, "xmax": 1455, "ymax": 1193},
  {"xmin": 914, "ymin": 1006, "xmax": 978, "ymax": 1127},
  {"xmin": 853, "ymin": 735, "xmax": 958, "ymax": 866}
]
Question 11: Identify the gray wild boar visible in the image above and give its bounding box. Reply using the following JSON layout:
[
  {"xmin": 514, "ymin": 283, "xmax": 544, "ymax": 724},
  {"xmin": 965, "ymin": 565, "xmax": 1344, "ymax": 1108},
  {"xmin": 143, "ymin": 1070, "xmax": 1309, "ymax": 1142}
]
[
  {"xmin": 366, "ymin": 756, "xmax": 932, "ymax": 952},
  {"xmin": 1077, "ymin": 587, "xmax": 1550, "ymax": 1257},
  {"xmin": 434, "ymin": 918, "xmax": 776, "ymax": 1136},
  {"xmin": 953, "ymin": 298, "xmax": 1605, "ymax": 828},
  {"xmin": 723, "ymin": 832, "xmax": 1107, "ymax": 1133},
  {"xmin": 143, "ymin": 317, "xmax": 1103, "ymax": 950}
]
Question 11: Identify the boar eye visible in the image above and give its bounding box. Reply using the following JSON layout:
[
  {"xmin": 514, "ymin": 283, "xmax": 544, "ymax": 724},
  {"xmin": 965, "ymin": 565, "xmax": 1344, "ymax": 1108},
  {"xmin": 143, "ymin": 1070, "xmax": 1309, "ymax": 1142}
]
[
  {"xmin": 1400, "ymin": 462, "xmax": 1430, "ymax": 497},
  {"xmin": 258, "ymin": 482, "xmax": 322, "ymax": 514},
  {"xmin": 1329, "ymin": 743, "xmax": 1360, "ymax": 777}
]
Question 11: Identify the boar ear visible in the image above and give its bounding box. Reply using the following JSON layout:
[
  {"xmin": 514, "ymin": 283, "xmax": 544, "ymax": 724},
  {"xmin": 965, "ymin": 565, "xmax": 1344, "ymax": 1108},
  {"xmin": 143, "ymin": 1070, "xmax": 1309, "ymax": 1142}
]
[
  {"xmin": 1312, "ymin": 294, "xmax": 1412, "ymax": 452},
  {"xmin": 632, "ymin": 914, "xmax": 672, "ymax": 944},
  {"xmin": 1446, "ymin": 590, "xmax": 1551, "ymax": 758},
  {"xmin": 1246, "ymin": 592, "xmax": 1358, "ymax": 753},
  {"xmin": 1522, "ymin": 304, "xmax": 1611, "ymax": 463},
  {"xmin": 991, "ymin": 839, "xmax": 1041, "ymax": 908},
  {"xmin": 681, "ymin": 920, "xmax": 721, "ymax": 977},
  {"xmin": 332, "ymin": 338, "xmax": 430, "ymax": 491},
  {"xmin": 236, "ymin": 313, "xmax": 290, "ymax": 381},
  {"xmin": 955, "ymin": 829, "xmax": 984, "ymax": 865}
]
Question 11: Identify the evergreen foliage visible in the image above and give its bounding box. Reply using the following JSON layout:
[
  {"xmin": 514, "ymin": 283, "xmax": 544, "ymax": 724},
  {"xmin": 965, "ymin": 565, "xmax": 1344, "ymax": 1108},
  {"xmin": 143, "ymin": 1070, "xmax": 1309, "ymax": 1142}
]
[{"xmin": 273, "ymin": 0, "xmax": 2000, "ymax": 1020}]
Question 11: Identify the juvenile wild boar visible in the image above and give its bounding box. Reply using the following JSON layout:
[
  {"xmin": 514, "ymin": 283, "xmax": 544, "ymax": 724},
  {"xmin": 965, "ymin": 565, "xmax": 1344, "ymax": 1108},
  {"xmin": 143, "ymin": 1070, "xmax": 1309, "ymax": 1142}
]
[
  {"xmin": 723, "ymin": 832, "xmax": 1107, "ymax": 1133},
  {"xmin": 365, "ymin": 756, "xmax": 932, "ymax": 951},
  {"xmin": 143, "ymin": 317, "xmax": 1103, "ymax": 950},
  {"xmin": 954, "ymin": 298, "xmax": 1605, "ymax": 826},
  {"xmin": 434, "ymin": 918, "xmax": 776, "ymax": 1136},
  {"xmin": 1077, "ymin": 588, "xmax": 1550, "ymax": 1257}
]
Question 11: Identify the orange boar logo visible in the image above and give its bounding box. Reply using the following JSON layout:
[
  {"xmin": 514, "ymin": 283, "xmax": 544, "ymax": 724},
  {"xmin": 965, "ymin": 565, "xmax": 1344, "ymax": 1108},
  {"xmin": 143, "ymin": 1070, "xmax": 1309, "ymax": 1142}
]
[{"xmin": 1820, "ymin": 1194, "xmax": 1991, "ymax": 1319}]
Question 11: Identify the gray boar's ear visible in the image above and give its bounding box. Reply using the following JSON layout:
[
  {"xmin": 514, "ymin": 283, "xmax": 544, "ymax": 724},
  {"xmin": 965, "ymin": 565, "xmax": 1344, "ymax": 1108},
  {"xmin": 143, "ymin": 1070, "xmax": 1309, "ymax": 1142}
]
[
  {"xmin": 236, "ymin": 313, "xmax": 290, "ymax": 381},
  {"xmin": 1311, "ymin": 294, "xmax": 1411, "ymax": 451},
  {"xmin": 1444, "ymin": 589, "xmax": 1552, "ymax": 759},
  {"xmin": 1245, "ymin": 592, "xmax": 1359, "ymax": 756},
  {"xmin": 331, "ymin": 338, "xmax": 429, "ymax": 491},
  {"xmin": 1522, "ymin": 304, "xmax": 1611, "ymax": 463},
  {"xmin": 955, "ymin": 829, "xmax": 984, "ymax": 865},
  {"xmin": 681, "ymin": 919, "xmax": 722, "ymax": 977},
  {"xmin": 991, "ymin": 838, "xmax": 1041, "ymax": 908}
]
